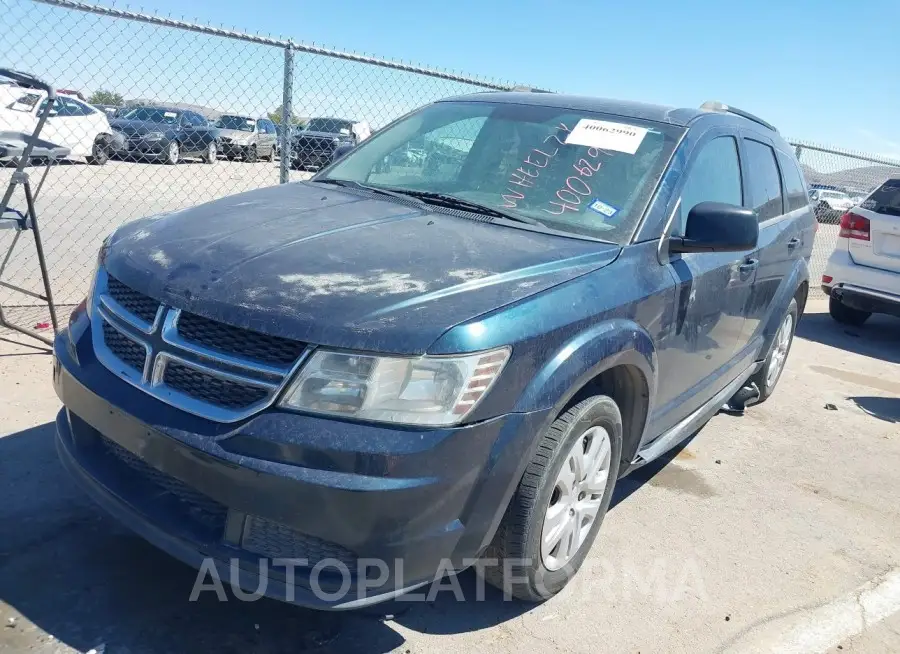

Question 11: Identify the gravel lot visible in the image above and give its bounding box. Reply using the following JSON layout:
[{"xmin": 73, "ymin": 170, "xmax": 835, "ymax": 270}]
[
  {"xmin": 2, "ymin": 159, "xmax": 837, "ymax": 328},
  {"xmin": 1, "ymin": 299, "xmax": 899, "ymax": 653}
]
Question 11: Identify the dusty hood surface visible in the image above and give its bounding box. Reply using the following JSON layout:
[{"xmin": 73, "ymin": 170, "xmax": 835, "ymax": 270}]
[{"xmin": 105, "ymin": 182, "xmax": 620, "ymax": 353}]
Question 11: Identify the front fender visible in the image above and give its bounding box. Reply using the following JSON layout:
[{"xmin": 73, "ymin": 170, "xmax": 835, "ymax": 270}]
[{"xmin": 513, "ymin": 318, "xmax": 658, "ymax": 416}]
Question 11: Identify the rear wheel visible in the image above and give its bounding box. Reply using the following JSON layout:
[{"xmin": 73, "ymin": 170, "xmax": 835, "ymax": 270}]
[
  {"xmin": 829, "ymin": 295, "xmax": 871, "ymax": 326},
  {"xmin": 482, "ymin": 395, "xmax": 622, "ymax": 601},
  {"xmin": 749, "ymin": 298, "xmax": 798, "ymax": 402}
]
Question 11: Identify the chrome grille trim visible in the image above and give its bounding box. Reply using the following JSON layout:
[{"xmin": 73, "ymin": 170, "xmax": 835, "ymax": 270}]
[{"xmin": 91, "ymin": 267, "xmax": 310, "ymax": 423}]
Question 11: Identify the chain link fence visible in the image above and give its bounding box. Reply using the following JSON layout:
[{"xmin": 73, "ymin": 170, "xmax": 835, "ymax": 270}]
[{"xmin": 2, "ymin": 0, "xmax": 899, "ymax": 329}]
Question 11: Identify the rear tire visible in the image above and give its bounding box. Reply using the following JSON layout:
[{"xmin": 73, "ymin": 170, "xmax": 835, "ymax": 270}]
[
  {"xmin": 749, "ymin": 298, "xmax": 798, "ymax": 403},
  {"xmin": 481, "ymin": 396, "xmax": 622, "ymax": 602},
  {"xmin": 829, "ymin": 295, "xmax": 871, "ymax": 326}
]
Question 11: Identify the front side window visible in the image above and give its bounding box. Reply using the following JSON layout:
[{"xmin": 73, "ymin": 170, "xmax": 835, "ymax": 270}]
[
  {"xmin": 676, "ymin": 136, "xmax": 743, "ymax": 235},
  {"xmin": 321, "ymin": 101, "xmax": 683, "ymax": 243},
  {"xmin": 744, "ymin": 139, "xmax": 785, "ymax": 222}
]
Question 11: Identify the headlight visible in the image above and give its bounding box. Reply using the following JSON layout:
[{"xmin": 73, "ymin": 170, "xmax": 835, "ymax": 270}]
[
  {"xmin": 280, "ymin": 347, "xmax": 510, "ymax": 426},
  {"xmin": 144, "ymin": 132, "xmax": 164, "ymax": 140}
]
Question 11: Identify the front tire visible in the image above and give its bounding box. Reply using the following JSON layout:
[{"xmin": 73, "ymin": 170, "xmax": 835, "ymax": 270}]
[
  {"xmin": 203, "ymin": 140, "xmax": 217, "ymax": 164},
  {"xmin": 165, "ymin": 141, "xmax": 179, "ymax": 165},
  {"xmin": 86, "ymin": 137, "xmax": 109, "ymax": 165},
  {"xmin": 246, "ymin": 145, "xmax": 258, "ymax": 163},
  {"xmin": 482, "ymin": 395, "xmax": 622, "ymax": 601},
  {"xmin": 749, "ymin": 298, "xmax": 798, "ymax": 402},
  {"xmin": 829, "ymin": 295, "xmax": 871, "ymax": 326}
]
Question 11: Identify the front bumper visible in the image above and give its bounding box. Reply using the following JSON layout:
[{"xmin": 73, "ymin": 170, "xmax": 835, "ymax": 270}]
[
  {"xmin": 53, "ymin": 320, "xmax": 549, "ymax": 608},
  {"xmin": 220, "ymin": 142, "xmax": 250, "ymax": 156},
  {"xmin": 291, "ymin": 148, "xmax": 334, "ymax": 168}
]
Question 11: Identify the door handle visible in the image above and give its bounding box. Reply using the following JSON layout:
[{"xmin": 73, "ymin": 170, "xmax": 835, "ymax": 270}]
[
  {"xmin": 787, "ymin": 237, "xmax": 801, "ymax": 250},
  {"xmin": 739, "ymin": 259, "xmax": 759, "ymax": 273}
]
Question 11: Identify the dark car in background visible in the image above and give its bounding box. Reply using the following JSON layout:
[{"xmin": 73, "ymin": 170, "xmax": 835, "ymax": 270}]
[
  {"xmin": 290, "ymin": 116, "xmax": 371, "ymax": 170},
  {"xmin": 110, "ymin": 106, "xmax": 218, "ymax": 164},
  {"xmin": 215, "ymin": 114, "xmax": 278, "ymax": 162},
  {"xmin": 55, "ymin": 92, "xmax": 814, "ymax": 608}
]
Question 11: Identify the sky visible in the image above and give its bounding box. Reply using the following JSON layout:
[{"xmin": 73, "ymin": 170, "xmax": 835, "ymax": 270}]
[{"xmin": 5, "ymin": 0, "xmax": 899, "ymax": 158}]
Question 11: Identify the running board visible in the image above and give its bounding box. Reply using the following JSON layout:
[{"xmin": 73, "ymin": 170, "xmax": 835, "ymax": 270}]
[{"xmin": 633, "ymin": 362, "xmax": 760, "ymax": 466}]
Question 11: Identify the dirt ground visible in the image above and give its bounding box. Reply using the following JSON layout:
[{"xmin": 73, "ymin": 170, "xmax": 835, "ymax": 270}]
[{"xmin": 1, "ymin": 299, "xmax": 898, "ymax": 654}]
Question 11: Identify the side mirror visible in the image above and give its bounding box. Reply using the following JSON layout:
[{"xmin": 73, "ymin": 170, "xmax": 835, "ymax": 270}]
[{"xmin": 670, "ymin": 202, "xmax": 758, "ymax": 254}]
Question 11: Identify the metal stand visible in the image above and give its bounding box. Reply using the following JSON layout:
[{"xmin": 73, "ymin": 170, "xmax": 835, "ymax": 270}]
[{"xmin": 0, "ymin": 68, "xmax": 65, "ymax": 347}]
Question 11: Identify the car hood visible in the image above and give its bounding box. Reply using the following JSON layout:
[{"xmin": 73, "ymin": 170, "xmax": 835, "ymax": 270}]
[
  {"xmin": 109, "ymin": 119, "xmax": 174, "ymax": 135},
  {"xmin": 294, "ymin": 130, "xmax": 349, "ymax": 141},
  {"xmin": 105, "ymin": 183, "xmax": 620, "ymax": 354},
  {"xmin": 218, "ymin": 128, "xmax": 253, "ymax": 140}
]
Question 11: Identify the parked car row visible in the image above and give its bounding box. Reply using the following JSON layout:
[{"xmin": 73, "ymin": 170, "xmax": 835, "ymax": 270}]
[{"xmin": 1, "ymin": 81, "xmax": 372, "ymax": 168}]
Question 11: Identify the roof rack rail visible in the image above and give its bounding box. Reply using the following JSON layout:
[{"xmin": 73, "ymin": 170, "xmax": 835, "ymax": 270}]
[
  {"xmin": 510, "ymin": 85, "xmax": 554, "ymax": 93},
  {"xmin": 699, "ymin": 100, "xmax": 778, "ymax": 133}
]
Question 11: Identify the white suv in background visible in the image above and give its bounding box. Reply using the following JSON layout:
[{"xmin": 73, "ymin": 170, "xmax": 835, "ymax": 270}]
[
  {"xmin": 822, "ymin": 178, "xmax": 900, "ymax": 325},
  {"xmin": 0, "ymin": 86, "xmax": 118, "ymax": 164},
  {"xmin": 810, "ymin": 188, "xmax": 854, "ymax": 224}
]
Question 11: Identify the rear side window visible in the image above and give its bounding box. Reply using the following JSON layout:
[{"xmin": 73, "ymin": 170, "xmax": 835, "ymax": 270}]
[
  {"xmin": 777, "ymin": 152, "xmax": 808, "ymax": 212},
  {"xmin": 744, "ymin": 140, "xmax": 785, "ymax": 222},
  {"xmin": 862, "ymin": 179, "xmax": 900, "ymax": 217},
  {"xmin": 677, "ymin": 136, "xmax": 743, "ymax": 235}
]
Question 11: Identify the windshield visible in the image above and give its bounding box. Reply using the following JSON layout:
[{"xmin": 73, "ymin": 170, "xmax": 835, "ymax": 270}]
[
  {"xmin": 216, "ymin": 115, "xmax": 256, "ymax": 131},
  {"xmin": 320, "ymin": 101, "xmax": 682, "ymax": 243},
  {"xmin": 306, "ymin": 118, "xmax": 354, "ymax": 135},
  {"xmin": 4, "ymin": 91, "xmax": 42, "ymax": 113},
  {"xmin": 122, "ymin": 107, "xmax": 180, "ymax": 124}
]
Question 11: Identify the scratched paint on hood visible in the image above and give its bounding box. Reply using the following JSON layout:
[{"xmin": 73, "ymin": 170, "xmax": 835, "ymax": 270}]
[{"xmin": 105, "ymin": 182, "xmax": 621, "ymax": 354}]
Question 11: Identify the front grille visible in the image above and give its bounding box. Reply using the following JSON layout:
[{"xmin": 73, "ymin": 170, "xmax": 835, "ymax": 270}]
[
  {"xmin": 163, "ymin": 360, "xmax": 268, "ymax": 409},
  {"xmin": 177, "ymin": 312, "xmax": 305, "ymax": 366},
  {"xmin": 100, "ymin": 435, "xmax": 227, "ymax": 530},
  {"xmin": 241, "ymin": 515, "xmax": 357, "ymax": 567},
  {"xmin": 106, "ymin": 275, "xmax": 160, "ymax": 324},
  {"xmin": 294, "ymin": 136, "xmax": 335, "ymax": 157},
  {"xmin": 102, "ymin": 321, "xmax": 146, "ymax": 371}
]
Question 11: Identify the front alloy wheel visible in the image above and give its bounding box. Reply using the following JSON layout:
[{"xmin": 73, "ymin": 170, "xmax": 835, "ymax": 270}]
[
  {"xmin": 165, "ymin": 141, "xmax": 179, "ymax": 165},
  {"xmin": 203, "ymin": 140, "xmax": 217, "ymax": 164},
  {"xmin": 482, "ymin": 395, "xmax": 622, "ymax": 601},
  {"xmin": 541, "ymin": 426, "xmax": 612, "ymax": 571}
]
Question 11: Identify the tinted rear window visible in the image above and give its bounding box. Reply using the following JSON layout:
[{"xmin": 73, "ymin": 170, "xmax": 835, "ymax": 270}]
[
  {"xmin": 776, "ymin": 151, "xmax": 809, "ymax": 212},
  {"xmin": 862, "ymin": 179, "xmax": 900, "ymax": 216}
]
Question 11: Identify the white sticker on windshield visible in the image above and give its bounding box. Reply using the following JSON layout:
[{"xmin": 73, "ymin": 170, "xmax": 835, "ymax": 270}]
[
  {"xmin": 164, "ymin": 111, "xmax": 177, "ymax": 118},
  {"xmin": 564, "ymin": 119, "xmax": 648, "ymax": 154},
  {"xmin": 588, "ymin": 198, "xmax": 618, "ymax": 218},
  {"xmin": 339, "ymin": 128, "xmax": 351, "ymax": 135},
  {"xmin": 246, "ymin": 120, "xmax": 256, "ymax": 126}
]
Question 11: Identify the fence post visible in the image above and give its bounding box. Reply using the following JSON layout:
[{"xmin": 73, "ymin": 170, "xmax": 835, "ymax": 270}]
[{"xmin": 279, "ymin": 43, "xmax": 294, "ymax": 185}]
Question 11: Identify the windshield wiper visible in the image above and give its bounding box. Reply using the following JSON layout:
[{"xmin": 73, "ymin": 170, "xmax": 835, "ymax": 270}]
[
  {"xmin": 315, "ymin": 178, "xmax": 421, "ymax": 204},
  {"xmin": 318, "ymin": 180, "xmax": 546, "ymax": 227},
  {"xmin": 379, "ymin": 188, "xmax": 546, "ymax": 226}
]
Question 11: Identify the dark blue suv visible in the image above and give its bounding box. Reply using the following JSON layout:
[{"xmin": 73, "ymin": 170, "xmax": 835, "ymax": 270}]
[{"xmin": 53, "ymin": 92, "xmax": 814, "ymax": 607}]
